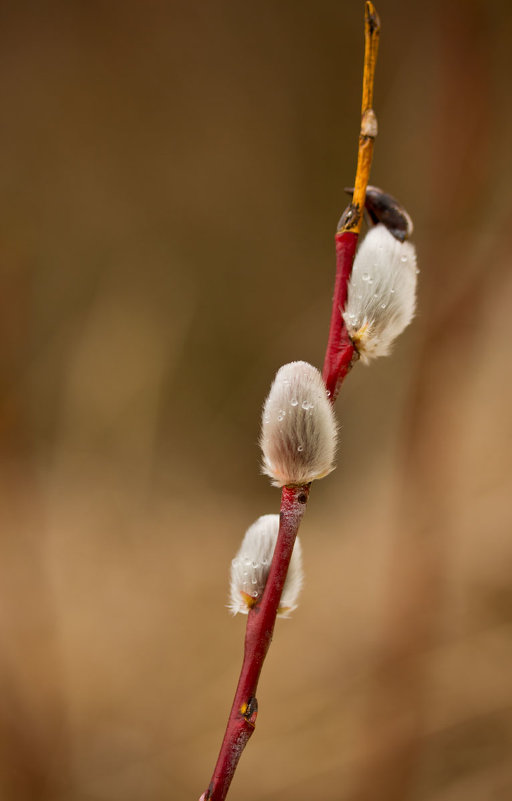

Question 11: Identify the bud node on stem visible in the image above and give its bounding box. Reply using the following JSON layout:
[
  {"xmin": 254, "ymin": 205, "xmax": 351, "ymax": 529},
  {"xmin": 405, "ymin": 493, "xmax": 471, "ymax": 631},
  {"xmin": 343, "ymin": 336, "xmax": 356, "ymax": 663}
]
[{"xmin": 361, "ymin": 108, "xmax": 378, "ymax": 137}]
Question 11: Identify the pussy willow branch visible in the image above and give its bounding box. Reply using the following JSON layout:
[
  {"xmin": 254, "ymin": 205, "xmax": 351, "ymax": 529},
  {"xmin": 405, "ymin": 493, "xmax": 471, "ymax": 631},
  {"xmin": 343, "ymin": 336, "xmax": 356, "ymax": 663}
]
[
  {"xmin": 322, "ymin": 1, "xmax": 380, "ymax": 400},
  {"xmin": 200, "ymin": 486, "xmax": 310, "ymax": 801},
  {"xmin": 199, "ymin": 5, "xmax": 380, "ymax": 800}
]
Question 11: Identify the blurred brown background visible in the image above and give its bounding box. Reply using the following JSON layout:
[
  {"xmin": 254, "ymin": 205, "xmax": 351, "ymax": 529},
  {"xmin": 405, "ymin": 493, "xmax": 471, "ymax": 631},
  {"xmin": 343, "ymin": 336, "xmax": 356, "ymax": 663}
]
[{"xmin": 1, "ymin": 0, "xmax": 511, "ymax": 799}]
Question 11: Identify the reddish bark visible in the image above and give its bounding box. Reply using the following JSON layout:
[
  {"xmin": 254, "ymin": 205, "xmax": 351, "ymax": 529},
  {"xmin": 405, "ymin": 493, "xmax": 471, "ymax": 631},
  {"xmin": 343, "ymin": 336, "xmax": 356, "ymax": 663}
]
[
  {"xmin": 322, "ymin": 230, "xmax": 358, "ymax": 400},
  {"xmin": 200, "ymin": 6, "xmax": 379, "ymax": 796},
  {"xmin": 202, "ymin": 485, "xmax": 310, "ymax": 801}
]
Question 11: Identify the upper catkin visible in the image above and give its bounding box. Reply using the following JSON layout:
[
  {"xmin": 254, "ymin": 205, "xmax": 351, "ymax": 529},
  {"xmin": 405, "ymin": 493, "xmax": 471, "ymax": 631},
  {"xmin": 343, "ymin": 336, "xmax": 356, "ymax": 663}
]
[
  {"xmin": 229, "ymin": 514, "xmax": 303, "ymax": 618},
  {"xmin": 260, "ymin": 361, "xmax": 337, "ymax": 487},
  {"xmin": 343, "ymin": 223, "xmax": 418, "ymax": 361}
]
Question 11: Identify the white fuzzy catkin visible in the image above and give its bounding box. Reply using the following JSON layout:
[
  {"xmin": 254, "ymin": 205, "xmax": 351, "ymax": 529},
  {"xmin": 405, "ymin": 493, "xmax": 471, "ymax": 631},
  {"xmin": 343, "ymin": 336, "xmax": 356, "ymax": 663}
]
[
  {"xmin": 260, "ymin": 361, "xmax": 337, "ymax": 487},
  {"xmin": 343, "ymin": 223, "xmax": 418, "ymax": 362},
  {"xmin": 229, "ymin": 514, "xmax": 303, "ymax": 618}
]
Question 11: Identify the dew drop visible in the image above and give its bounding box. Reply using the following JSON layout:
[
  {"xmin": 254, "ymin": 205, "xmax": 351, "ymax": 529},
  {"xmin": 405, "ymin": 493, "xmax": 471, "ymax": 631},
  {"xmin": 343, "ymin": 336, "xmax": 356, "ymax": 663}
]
[
  {"xmin": 401, "ymin": 255, "xmax": 408, "ymax": 263},
  {"xmin": 362, "ymin": 272, "xmax": 370, "ymax": 282},
  {"xmin": 277, "ymin": 411, "xmax": 285, "ymax": 421},
  {"xmin": 301, "ymin": 400, "xmax": 310, "ymax": 410},
  {"xmin": 297, "ymin": 445, "xmax": 304, "ymax": 452},
  {"xmin": 251, "ymin": 577, "xmax": 258, "ymax": 584},
  {"xmin": 416, "ymin": 268, "xmax": 420, "ymax": 274},
  {"xmin": 326, "ymin": 390, "xmax": 331, "ymax": 398},
  {"xmin": 290, "ymin": 398, "xmax": 298, "ymax": 407},
  {"xmin": 368, "ymin": 277, "xmax": 374, "ymax": 284},
  {"xmin": 381, "ymin": 303, "xmax": 387, "ymax": 309},
  {"xmin": 390, "ymin": 288, "xmax": 395, "ymax": 294},
  {"xmin": 252, "ymin": 561, "xmax": 257, "ymax": 568}
]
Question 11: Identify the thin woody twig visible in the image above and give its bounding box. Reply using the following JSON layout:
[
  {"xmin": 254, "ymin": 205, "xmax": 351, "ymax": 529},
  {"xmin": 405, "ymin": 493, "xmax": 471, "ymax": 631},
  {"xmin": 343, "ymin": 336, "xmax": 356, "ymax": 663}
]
[
  {"xmin": 323, "ymin": 1, "xmax": 380, "ymax": 399},
  {"xmin": 200, "ymin": 6, "xmax": 380, "ymax": 800},
  {"xmin": 200, "ymin": 486, "xmax": 310, "ymax": 801},
  {"xmin": 351, "ymin": 1, "xmax": 380, "ymax": 233}
]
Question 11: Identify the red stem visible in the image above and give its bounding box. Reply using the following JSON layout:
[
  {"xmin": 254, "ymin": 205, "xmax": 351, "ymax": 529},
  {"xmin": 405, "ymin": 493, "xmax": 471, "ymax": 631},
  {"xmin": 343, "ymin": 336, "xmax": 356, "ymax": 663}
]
[
  {"xmin": 201, "ymin": 485, "xmax": 310, "ymax": 801},
  {"xmin": 322, "ymin": 230, "xmax": 358, "ymax": 400},
  {"xmin": 201, "ymin": 229, "xmax": 358, "ymax": 801},
  {"xmin": 201, "ymin": 6, "xmax": 379, "ymax": 792}
]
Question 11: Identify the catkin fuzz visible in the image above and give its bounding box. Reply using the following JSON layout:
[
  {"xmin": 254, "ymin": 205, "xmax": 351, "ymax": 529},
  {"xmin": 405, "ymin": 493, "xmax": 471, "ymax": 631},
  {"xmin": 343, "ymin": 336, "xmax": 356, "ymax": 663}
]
[
  {"xmin": 229, "ymin": 514, "xmax": 303, "ymax": 618},
  {"xmin": 261, "ymin": 361, "xmax": 337, "ymax": 487},
  {"xmin": 343, "ymin": 223, "xmax": 417, "ymax": 361}
]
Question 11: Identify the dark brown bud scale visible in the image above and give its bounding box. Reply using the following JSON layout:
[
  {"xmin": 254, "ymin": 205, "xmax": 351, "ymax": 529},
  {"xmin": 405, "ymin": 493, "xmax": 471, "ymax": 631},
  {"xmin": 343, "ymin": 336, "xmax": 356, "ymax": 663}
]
[{"xmin": 343, "ymin": 185, "xmax": 413, "ymax": 242}]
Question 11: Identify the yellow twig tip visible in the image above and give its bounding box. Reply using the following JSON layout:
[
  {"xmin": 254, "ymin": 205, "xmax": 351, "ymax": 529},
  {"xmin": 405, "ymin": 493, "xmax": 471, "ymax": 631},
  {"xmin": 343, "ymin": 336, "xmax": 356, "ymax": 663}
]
[{"xmin": 365, "ymin": 2, "xmax": 381, "ymax": 32}]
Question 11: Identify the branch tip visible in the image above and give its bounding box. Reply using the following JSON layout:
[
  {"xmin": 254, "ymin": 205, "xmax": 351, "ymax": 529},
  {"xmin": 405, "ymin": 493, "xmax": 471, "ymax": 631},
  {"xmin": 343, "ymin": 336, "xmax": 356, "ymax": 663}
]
[
  {"xmin": 365, "ymin": 2, "xmax": 381, "ymax": 37},
  {"xmin": 341, "ymin": 2, "xmax": 380, "ymax": 235},
  {"xmin": 361, "ymin": 2, "xmax": 380, "ymax": 116}
]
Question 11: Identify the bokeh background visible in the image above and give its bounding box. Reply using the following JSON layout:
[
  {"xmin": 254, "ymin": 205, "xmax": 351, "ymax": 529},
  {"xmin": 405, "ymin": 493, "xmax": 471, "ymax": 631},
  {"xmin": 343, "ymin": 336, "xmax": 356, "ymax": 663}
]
[{"xmin": 1, "ymin": 1, "xmax": 511, "ymax": 799}]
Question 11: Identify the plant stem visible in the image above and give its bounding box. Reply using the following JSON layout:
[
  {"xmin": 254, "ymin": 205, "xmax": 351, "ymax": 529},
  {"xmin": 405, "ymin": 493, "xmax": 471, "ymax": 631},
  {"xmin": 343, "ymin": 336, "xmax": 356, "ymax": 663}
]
[
  {"xmin": 200, "ymin": 485, "xmax": 310, "ymax": 801},
  {"xmin": 322, "ymin": 1, "xmax": 380, "ymax": 400},
  {"xmin": 200, "ymin": 6, "xmax": 380, "ymax": 799},
  {"xmin": 322, "ymin": 230, "xmax": 359, "ymax": 400}
]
